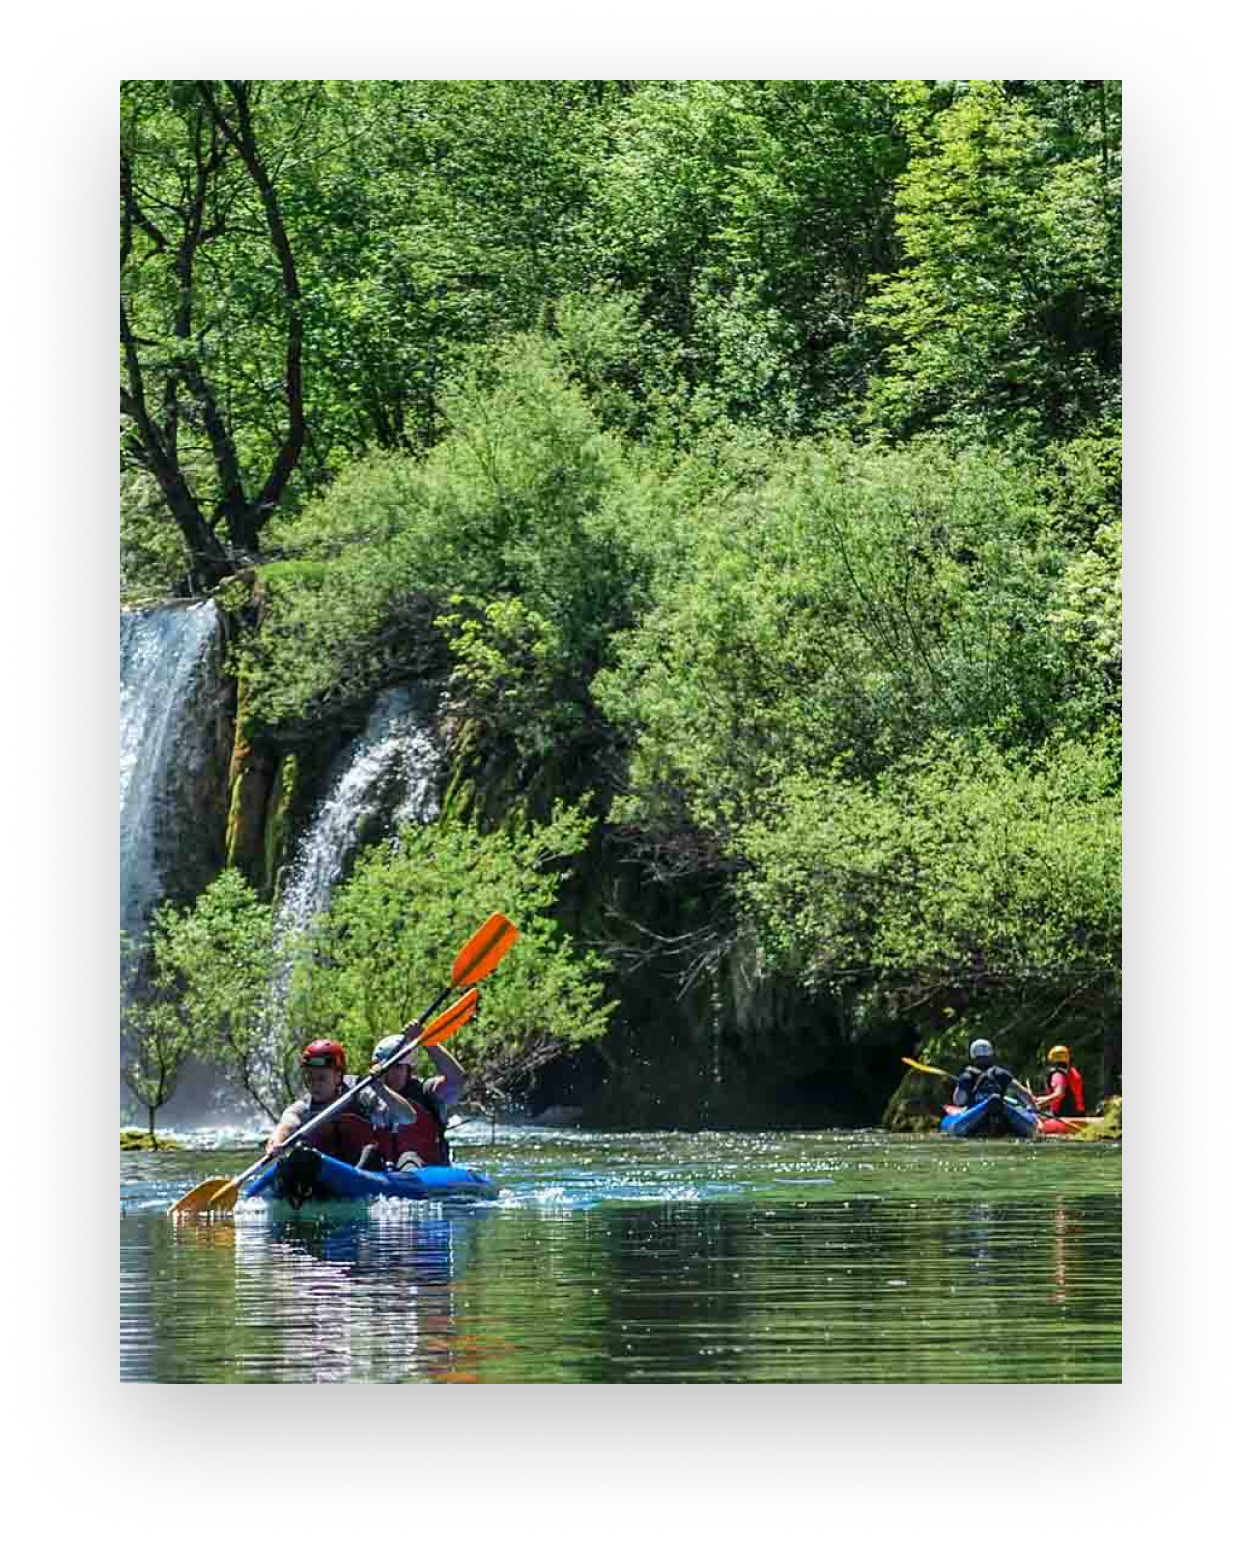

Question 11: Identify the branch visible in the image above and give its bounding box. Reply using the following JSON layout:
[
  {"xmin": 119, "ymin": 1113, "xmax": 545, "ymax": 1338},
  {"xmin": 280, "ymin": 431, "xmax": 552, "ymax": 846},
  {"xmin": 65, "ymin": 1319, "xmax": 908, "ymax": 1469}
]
[{"xmin": 196, "ymin": 80, "xmax": 305, "ymax": 528}]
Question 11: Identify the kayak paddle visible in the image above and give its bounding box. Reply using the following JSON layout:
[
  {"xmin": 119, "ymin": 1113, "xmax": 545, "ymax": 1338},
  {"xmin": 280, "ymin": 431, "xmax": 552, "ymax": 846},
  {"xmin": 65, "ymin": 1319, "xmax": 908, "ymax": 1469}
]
[
  {"xmin": 902, "ymin": 1055, "xmax": 954, "ymax": 1080},
  {"xmin": 169, "ymin": 914, "xmax": 518, "ymax": 1215}
]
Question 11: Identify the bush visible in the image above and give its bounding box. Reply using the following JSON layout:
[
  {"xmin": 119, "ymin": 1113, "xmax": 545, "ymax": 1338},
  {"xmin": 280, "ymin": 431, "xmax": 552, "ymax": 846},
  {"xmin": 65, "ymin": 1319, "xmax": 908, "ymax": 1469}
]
[{"xmin": 285, "ymin": 802, "xmax": 617, "ymax": 1095}]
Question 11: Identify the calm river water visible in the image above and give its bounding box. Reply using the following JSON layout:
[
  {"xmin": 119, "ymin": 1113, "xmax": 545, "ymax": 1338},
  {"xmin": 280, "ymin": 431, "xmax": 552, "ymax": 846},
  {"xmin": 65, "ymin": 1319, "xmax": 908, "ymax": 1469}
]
[{"xmin": 120, "ymin": 1122, "xmax": 1121, "ymax": 1383}]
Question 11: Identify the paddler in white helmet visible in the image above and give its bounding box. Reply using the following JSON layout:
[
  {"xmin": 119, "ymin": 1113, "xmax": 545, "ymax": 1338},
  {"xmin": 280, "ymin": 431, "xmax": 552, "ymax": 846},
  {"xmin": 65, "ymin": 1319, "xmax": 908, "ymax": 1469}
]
[
  {"xmin": 951, "ymin": 1038, "xmax": 1037, "ymax": 1111},
  {"xmin": 352, "ymin": 1026, "xmax": 467, "ymax": 1170}
]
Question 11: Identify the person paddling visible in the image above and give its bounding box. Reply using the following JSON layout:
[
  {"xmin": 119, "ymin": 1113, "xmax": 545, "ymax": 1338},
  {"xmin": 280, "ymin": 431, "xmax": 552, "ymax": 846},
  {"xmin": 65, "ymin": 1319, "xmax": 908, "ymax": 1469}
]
[
  {"xmin": 1034, "ymin": 1045, "xmax": 1086, "ymax": 1117},
  {"xmin": 952, "ymin": 1038, "xmax": 1037, "ymax": 1111},
  {"xmin": 354, "ymin": 1028, "xmax": 465, "ymax": 1169},
  {"xmin": 265, "ymin": 1039, "xmax": 376, "ymax": 1164}
]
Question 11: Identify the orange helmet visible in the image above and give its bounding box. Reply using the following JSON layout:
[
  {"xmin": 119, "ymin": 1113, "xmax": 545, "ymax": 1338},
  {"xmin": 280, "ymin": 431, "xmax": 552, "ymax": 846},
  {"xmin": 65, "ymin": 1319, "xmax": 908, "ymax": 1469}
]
[
  {"xmin": 1047, "ymin": 1045, "xmax": 1071, "ymax": 1065},
  {"xmin": 300, "ymin": 1039, "xmax": 346, "ymax": 1073}
]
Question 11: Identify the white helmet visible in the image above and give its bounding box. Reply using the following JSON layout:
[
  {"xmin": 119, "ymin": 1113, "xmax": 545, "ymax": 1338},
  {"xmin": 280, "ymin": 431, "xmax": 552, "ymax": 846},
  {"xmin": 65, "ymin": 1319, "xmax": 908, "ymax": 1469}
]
[
  {"xmin": 969, "ymin": 1038, "xmax": 995, "ymax": 1062},
  {"xmin": 371, "ymin": 1033, "xmax": 408, "ymax": 1066}
]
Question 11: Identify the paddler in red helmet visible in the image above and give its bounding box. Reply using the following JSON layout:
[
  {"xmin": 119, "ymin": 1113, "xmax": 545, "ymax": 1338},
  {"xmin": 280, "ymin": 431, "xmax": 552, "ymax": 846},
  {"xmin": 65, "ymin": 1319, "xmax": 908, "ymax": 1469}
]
[{"xmin": 264, "ymin": 1038, "xmax": 374, "ymax": 1164}]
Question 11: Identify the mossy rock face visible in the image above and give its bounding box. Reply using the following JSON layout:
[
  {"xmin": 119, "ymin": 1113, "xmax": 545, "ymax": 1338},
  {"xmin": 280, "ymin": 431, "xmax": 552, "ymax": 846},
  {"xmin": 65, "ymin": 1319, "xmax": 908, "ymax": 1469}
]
[
  {"xmin": 225, "ymin": 669, "xmax": 276, "ymax": 885},
  {"xmin": 263, "ymin": 754, "xmax": 300, "ymax": 895},
  {"xmin": 1071, "ymin": 1095, "xmax": 1122, "ymax": 1141},
  {"xmin": 120, "ymin": 1128, "xmax": 186, "ymax": 1151}
]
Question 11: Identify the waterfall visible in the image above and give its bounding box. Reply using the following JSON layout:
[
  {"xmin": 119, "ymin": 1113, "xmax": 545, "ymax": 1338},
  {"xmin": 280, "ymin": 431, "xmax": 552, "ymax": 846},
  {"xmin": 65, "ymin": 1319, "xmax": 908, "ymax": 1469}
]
[
  {"xmin": 120, "ymin": 602, "xmax": 228, "ymax": 941},
  {"xmin": 121, "ymin": 600, "xmax": 235, "ymax": 1127},
  {"xmin": 276, "ymin": 685, "xmax": 442, "ymax": 939}
]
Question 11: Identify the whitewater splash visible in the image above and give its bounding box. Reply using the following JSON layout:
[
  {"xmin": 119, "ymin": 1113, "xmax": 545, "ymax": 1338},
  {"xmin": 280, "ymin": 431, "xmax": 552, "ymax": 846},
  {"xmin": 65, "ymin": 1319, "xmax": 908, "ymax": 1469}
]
[
  {"xmin": 276, "ymin": 686, "xmax": 441, "ymax": 935},
  {"xmin": 120, "ymin": 602, "xmax": 226, "ymax": 940}
]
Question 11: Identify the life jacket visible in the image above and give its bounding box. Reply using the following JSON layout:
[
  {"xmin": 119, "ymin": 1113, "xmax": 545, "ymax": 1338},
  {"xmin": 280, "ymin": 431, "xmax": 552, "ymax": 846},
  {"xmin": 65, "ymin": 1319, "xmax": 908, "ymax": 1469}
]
[
  {"xmin": 287, "ymin": 1096, "xmax": 374, "ymax": 1165},
  {"xmin": 395, "ymin": 1079, "xmax": 451, "ymax": 1165},
  {"xmin": 957, "ymin": 1064, "xmax": 1014, "ymax": 1105},
  {"xmin": 358, "ymin": 1079, "xmax": 451, "ymax": 1166},
  {"xmin": 1045, "ymin": 1065, "xmax": 1086, "ymax": 1116}
]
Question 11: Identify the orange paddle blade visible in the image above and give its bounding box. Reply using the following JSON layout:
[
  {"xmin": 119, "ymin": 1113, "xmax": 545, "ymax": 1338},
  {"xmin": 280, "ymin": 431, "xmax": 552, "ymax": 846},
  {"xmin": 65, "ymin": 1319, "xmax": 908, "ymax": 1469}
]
[
  {"xmin": 169, "ymin": 1176, "xmax": 232, "ymax": 1215},
  {"xmin": 168, "ymin": 1174, "xmax": 243, "ymax": 1216},
  {"xmin": 414, "ymin": 987, "xmax": 479, "ymax": 1047},
  {"xmin": 205, "ymin": 1177, "xmax": 243, "ymax": 1210},
  {"xmin": 451, "ymin": 912, "xmax": 518, "ymax": 988}
]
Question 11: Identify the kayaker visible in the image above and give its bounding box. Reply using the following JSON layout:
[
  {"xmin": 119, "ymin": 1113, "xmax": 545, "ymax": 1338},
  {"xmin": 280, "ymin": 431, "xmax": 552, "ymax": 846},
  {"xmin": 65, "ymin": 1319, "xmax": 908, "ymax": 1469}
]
[
  {"xmin": 264, "ymin": 1039, "xmax": 374, "ymax": 1164},
  {"xmin": 1035, "ymin": 1045, "xmax": 1086, "ymax": 1116},
  {"xmin": 353, "ymin": 1029, "xmax": 464, "ymax": 1169},
  {"xmin": 952, "ymin": 1038, "xmax": 1037, "ymax": 1110}
]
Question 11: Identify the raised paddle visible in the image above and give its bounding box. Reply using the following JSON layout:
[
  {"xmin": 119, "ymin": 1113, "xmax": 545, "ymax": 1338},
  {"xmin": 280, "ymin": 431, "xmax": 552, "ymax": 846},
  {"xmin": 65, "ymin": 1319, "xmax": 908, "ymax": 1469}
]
[
  {"xmin": 169, "ymin": 914, "xmax": 518, "ymax": 1215},
  {"xmin": 404, "ymin": 986, "xmax": 479, "ymax": 1049}
]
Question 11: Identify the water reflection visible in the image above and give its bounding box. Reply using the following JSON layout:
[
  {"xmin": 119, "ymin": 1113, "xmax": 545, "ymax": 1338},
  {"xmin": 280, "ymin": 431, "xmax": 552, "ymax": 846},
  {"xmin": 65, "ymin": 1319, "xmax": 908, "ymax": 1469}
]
[{"xmin": 122, "ymin": 1129, "xmax": 1121, "ymax": 1383}]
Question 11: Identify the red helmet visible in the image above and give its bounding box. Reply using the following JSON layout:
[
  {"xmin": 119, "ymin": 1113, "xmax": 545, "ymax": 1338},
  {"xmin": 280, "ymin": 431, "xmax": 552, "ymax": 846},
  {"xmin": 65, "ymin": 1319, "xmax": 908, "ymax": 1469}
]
[{"xmin": 300, "ymin": 1039, "xmax": 346, "ymax": 1073}]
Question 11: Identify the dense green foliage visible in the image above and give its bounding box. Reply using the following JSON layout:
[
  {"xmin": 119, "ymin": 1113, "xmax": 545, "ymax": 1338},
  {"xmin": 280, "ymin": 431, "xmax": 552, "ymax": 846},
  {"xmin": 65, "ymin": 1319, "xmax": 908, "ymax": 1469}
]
[
  {"xmin": 286, "ymin": 802, "xmax": 614, "ymax": 1095},
  {"xmin": 125, "ymin": 811, "xmax": 612, "ymax": 1117},
  {"xmin": 121, "ymin": 80, "xmax": 1122, "ymax": 1120}
]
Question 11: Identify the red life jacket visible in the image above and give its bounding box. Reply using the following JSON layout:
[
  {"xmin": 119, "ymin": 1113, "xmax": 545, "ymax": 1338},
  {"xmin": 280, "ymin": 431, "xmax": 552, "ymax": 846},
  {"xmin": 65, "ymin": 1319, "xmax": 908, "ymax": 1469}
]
[
  {"xmin": 299, "ymin": 1109, "xmax": 375, "ymax": 1165},
  {"xmin": 1046, "ymin": 1065, "xmax": 1086, "ymax": 1116},
  {"xmin": 361, "ymin": 1081, "xmax": 451, "ymax": 1166},
  {"xmin": 287, "ymin": 1095, "xmax": 375, "ymax": 1165}
]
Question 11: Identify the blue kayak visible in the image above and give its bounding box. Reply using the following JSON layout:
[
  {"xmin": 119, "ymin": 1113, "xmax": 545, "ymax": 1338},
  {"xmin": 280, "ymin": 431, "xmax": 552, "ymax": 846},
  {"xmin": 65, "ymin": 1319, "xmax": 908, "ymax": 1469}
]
[
  {"xmin": 242, "ymin": 1146, "xmax": 499, "ymax": 1205},
  {"xmin": 940, "ymin": 1095, "xmax": 1041, "ymax": 1140}
]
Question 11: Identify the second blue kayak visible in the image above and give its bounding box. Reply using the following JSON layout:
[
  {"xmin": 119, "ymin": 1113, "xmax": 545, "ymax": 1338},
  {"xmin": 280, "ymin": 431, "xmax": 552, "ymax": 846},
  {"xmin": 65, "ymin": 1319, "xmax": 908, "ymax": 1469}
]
[{"xmin": 940, "ymin": 1095, "xmax": 1041, "ymax": 1140}]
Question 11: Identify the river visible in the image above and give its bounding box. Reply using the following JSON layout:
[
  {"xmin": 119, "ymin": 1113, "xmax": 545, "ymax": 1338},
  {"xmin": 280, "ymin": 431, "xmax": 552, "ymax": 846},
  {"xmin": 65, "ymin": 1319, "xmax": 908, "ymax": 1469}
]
[{"xmin": 120, "ymin": 1123, "xmax": 1121, "ymax": 1383}]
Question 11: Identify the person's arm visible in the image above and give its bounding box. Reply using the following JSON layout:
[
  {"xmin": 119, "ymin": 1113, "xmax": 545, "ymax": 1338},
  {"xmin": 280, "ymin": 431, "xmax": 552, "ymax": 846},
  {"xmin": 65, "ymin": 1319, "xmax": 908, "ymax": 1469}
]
[
  {"xmin": 421, "ymin": 1042, "xmax": 466, "ymax": 1109},
  {"xmin": 370, "ymin": 1083, "xmax": 418, "ymax": 1124},
  {"xmin": 265, "ymin": 1107, "xmax": 303, "ymax": 1155},
  {"xmin": 1037, "ymin": 1071, "xmax": 1066, "ymax": 1113}
]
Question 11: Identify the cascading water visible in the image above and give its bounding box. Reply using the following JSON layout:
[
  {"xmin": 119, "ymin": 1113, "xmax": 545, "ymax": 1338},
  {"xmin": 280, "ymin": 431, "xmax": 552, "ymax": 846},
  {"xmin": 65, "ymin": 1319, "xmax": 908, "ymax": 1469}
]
[
  {"xmin": 120, "ymin": 602, "xmax": 228, "ymax": 942},
  {"xmin": 121, "ymin": 601, "xmax": 233, "ymax": 1125},
  {"xmin": 276, "ymin": 685, "xmax": 442, "ymax": 939}
]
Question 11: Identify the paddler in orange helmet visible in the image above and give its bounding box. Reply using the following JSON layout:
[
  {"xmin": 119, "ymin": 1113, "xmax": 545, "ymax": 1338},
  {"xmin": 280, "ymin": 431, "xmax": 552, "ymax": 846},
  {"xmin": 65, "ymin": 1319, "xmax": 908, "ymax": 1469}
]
[{"xmin": 1034, "ymin": 1045, "xmax": 1086, "ymax": 1117}]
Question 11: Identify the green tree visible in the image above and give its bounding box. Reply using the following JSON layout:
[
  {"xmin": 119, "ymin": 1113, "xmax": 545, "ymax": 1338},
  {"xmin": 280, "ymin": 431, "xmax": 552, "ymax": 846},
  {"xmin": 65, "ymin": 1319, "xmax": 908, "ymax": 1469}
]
[
  {"xmin": 121, "ymin": 932, "xmax": 193, "ymax": 1145},
  {"xmin": 245, "ymin": 336, "xmax": 633, "ymax": 764},
  {"xmin": 864, "ymin": 80, "xmax": 1121, "ymax": 444},
  {"xmin": 143, "ymin": 869, "xmax": 285, "ymax": 1117},
  {"xmin": 121, "ymin": 80, "xmax": 319, "ymax": 587},
  {"xmin": 736, "ymin": 730, "xmax": 1120, "ymax": 1010},
  {"xmin": 286, "ymin": 804, "xmax": 616, "ymax": 1097},
  {"xmin": 579, "ymin": 80, "xmax": 908, "ymax": 431},
  {"xmin": 595, "ymin": 435, "xmax": 1071, "ymax": 869}
]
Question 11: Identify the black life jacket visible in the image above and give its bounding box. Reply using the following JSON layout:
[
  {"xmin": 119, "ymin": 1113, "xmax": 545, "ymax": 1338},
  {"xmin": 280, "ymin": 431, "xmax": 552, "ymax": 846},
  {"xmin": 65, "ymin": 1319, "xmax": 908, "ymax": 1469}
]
[{"xmin": 958, "ymin": 1064, "xmax": 1014, "ymax": 1105}]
